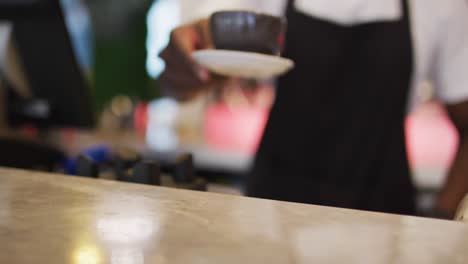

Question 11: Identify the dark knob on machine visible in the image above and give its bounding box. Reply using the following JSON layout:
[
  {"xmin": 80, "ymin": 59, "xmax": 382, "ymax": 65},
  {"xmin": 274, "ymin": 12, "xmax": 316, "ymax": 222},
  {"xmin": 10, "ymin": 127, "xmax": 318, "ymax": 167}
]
[
  {"xmin": 117, "ymin": 160, "xmax": 161, "ymax": 186},
  {"xmin": 133, "ymin": 160, "xmax": 161, "ymax": 185},
  {"xmin": 114, "ymin": 148, "xmax": 142, "ymax": 179},
  {"xmin": 173, "ymin": 153, "xmax": 195, "ymax": 184},
  {"xmin": 76, "ymin": 154, "xmax": 99, "ymax": 178}
]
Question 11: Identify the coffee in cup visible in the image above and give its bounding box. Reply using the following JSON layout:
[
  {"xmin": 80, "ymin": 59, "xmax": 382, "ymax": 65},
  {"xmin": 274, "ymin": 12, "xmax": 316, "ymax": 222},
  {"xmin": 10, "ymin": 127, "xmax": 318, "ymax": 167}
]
[{"xmin": 210, "ymin": 11, "xmax": 286, "ymax": 55}]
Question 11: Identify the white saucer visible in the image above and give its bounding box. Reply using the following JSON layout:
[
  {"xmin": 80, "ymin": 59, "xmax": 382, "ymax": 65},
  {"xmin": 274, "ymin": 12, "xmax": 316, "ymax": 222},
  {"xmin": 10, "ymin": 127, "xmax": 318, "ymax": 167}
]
[{"xmin": 192, "ymin": 49, "xmax": 294, "ymax": 79}]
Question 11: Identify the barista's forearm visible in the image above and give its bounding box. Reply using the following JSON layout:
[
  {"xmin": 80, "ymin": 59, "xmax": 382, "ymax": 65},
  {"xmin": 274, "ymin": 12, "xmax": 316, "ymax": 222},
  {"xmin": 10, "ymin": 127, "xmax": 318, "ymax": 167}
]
[{"xmin": 437, "ymin": 135, "xmax": 468, "ymax": 217}]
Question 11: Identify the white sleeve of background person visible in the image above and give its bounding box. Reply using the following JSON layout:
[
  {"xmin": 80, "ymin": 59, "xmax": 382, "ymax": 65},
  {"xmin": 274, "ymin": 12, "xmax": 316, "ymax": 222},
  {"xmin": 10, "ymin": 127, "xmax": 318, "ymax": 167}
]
[
  {"xmin": 0, "ymin": 24, "xmax": 12, "ymax": 75},
  {"xmin": 433, "ymin": 0, "xmax": 468, "ymax": 104}
]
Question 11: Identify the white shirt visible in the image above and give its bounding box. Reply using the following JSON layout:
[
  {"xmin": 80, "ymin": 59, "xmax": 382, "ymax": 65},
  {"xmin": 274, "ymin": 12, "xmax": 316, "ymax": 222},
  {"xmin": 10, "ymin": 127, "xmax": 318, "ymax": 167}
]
[{"xmin": 152, "ymin": 0, "xmax": 468, "ymax": 110}]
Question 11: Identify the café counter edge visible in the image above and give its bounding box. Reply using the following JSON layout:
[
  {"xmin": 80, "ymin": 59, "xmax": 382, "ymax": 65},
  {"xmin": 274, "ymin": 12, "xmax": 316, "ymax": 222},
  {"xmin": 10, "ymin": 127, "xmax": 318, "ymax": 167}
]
[{"xmin": 0, "ymin": 167, "xmax": 467, "ymax": 264}]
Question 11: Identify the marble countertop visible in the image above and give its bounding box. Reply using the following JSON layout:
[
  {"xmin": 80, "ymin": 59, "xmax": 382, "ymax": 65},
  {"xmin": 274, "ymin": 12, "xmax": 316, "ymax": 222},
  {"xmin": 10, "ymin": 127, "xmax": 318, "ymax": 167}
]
[{"xmin": 0, "ymin": 168, "xmax": 467, "ymax": 264}]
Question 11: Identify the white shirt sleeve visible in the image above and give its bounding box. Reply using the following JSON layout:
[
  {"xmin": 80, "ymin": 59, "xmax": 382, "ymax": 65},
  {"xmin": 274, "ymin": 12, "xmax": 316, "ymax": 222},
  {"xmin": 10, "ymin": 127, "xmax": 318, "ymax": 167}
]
[{"xmin": 433, "ymin": 0, "xmax": 468, "ymax": 104}]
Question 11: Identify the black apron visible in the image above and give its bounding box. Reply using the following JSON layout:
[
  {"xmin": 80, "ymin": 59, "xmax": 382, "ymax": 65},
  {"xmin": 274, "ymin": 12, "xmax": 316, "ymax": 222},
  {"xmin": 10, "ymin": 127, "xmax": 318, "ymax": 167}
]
[{"xmin": 247, "ymin": 0, "xmax": 416, "ymax": 215}]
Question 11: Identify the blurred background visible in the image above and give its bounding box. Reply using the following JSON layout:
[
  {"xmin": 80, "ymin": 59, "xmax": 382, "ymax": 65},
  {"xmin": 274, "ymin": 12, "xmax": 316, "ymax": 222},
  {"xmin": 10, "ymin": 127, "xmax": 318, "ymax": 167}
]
[{"xmin": 0, "ymin": 0, "xmax": 459, "ymax": 213}]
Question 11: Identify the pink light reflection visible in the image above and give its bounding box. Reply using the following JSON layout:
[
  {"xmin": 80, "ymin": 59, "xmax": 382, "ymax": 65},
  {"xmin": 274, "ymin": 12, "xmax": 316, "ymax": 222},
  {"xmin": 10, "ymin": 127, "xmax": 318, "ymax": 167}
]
[
  {"xmin": 405, "ymin": 102, "xmax": 459, "ymax": 169},
  {"xmin": 204, "ymin": 104, "xmax": 269, "ymax": 154}
]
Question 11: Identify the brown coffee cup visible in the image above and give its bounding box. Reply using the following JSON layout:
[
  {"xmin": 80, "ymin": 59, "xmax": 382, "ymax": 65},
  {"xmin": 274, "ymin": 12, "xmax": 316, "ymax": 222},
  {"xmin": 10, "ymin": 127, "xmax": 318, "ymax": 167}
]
[{"xmin": 210, "ymin": 11, "xmax": 286, "ymax": 55}]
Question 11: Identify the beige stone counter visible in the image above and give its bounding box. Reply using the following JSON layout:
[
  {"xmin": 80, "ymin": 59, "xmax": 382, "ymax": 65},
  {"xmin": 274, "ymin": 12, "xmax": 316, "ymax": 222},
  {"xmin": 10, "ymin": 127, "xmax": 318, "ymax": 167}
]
[{"xmin": 0, "ymin": 168, "xmax": 467, "ymax": 264}]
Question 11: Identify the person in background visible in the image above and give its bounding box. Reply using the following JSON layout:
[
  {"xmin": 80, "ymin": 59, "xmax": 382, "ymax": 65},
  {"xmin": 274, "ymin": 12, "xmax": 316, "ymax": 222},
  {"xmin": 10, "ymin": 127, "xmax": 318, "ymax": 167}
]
[{"xmin": 159, "ymin": 0, "xmax": 468, "ymax": 218}]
